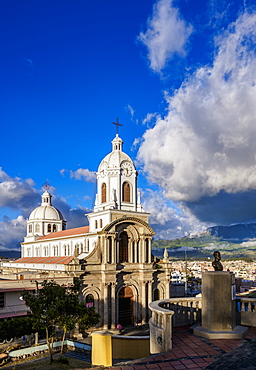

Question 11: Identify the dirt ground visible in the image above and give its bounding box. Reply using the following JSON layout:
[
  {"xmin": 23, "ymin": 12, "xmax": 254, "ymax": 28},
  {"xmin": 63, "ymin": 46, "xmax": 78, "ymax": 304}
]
[{"xmin": 2, "ymin": 356, "xmax": 91, "ymax": 370}]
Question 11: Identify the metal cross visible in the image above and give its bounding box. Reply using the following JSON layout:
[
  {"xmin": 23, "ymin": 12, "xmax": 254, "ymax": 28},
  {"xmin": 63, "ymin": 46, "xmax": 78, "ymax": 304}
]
[
  {"xmin": 112, "ymin": 118, "xmax": 122, "ymax": 135},
  {"xmin": 42, "ymin": 180, "xmax": 50, "ymax": 191}
]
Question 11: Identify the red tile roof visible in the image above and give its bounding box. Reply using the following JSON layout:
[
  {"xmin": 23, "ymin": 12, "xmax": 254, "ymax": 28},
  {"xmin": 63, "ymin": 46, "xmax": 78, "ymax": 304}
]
[
  {"xmin": 36, "ymin": 226, "xmax": 90, "ymax": 241},
  {"xmin": 14, "ymin": 256, "xmax": 74, "ymax": 265}
]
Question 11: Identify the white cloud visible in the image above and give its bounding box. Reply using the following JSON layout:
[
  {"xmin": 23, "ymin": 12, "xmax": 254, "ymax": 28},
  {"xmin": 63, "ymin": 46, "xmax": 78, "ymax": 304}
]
[
  {"xmin": 0, "ymin": 168, "xmax": 39, "ymax": 213},
  {"xmin": 0, "ymin": 215, "xmax": 26, "ymax": 250},
  {"xmin": 142, "ymin": 189, "xmax": 207, "ymax": 239},
  {"xmin": 138, "ymin": 0, "xmax": 193, "ymax": 72},
  {"xmin": 138, "ymin": 12, "xmax": 256, "ymax": 225},
  {"xmin": 61, "ymin": 168, "xmax": 96, "ymax": 182}
]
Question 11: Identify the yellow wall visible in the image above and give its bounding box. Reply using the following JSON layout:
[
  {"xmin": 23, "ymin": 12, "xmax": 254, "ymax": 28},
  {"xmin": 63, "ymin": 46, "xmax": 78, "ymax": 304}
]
[{"xmin": 91, "ymin": 332, "xmax": 112, "ymax": 367}]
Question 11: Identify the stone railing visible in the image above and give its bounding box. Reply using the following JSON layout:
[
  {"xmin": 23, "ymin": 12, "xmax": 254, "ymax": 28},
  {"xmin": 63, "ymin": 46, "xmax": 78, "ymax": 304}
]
[
  {"xmin": 159, "ymin": 297, "xmax": 202, "ymax": 327},
  {"xmin": 149, "ymin": 297, "xmax": 202, "ymax": 354},
  {"xmin": 236, "ymin": 297, "xmax": 256, "ymax": 327}
]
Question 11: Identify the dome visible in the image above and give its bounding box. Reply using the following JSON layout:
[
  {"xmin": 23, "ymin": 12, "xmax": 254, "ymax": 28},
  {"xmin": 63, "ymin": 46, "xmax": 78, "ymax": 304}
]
[
  {"xmin": 29, "ymin": 205, "xmax": 64, "ymax": 221},
  {"xmin": 98, "ymin": 134, "xmax": 135, "ymax": 172},
  {"xmin": 29, "ymin": 190, "xmax": 64, "ymax": 221}
]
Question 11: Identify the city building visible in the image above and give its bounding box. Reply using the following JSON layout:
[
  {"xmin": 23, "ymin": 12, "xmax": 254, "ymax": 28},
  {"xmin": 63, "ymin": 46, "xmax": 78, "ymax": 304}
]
[{"xmin": 2, "ymin": 132, "xmax": 173, "ymax": 329}]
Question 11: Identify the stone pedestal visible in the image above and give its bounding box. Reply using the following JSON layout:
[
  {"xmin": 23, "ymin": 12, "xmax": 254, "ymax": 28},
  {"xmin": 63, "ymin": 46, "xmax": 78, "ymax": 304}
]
[{"xmin": 193, "ymin": 271, "xmax": 248, "ymax": 339}]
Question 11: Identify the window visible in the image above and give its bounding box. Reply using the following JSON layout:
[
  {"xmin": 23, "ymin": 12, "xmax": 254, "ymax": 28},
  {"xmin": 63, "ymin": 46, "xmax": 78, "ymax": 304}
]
[
  {"xmin": 95, "ymin": 220, "xmax": 98, "ymax": 229},
  {"xmin": 53, "ymin": 224, "xmax": 57, "ymax": 232},
  {"xmin": 35, "ymin": 224, "xmax": 40, "ymax": 233},
  {"xmin": 101, "ymin": 183, "xmax": 106, "ymax": 203},
  {"xmin": 28, "ymin": 224, "xmax": 32, "ymax": 233},
  {"xmin": 100, "ymin": 219, "xmax": 103, "ymax": 228},
  {"xmin": 0, "ymin": 293, "xmax": 4, "ymax": 308},
  {"xmin": 153, "ymin": 289, "xmax": 160, "ymax": 301},
  {"xmin": 47, "ymin": 224, "xmax": 51, "ymax": 233},
  {"xmin": 119, "ymin": 232, "xmax": 128, "ymax": 263},
  {"xmin": 85, "ymin": 294, "xmax": 94, "ymax": 308},
  {"xmin": 122, "ymin": 182, "xmax": 130, "ymax": 202}
]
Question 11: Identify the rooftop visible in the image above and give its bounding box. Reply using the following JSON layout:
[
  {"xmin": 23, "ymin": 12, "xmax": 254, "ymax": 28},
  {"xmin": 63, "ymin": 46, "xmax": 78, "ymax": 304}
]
[{"xmin": 36, "ymin": 225, "xmax": 90, "ymax": 241}]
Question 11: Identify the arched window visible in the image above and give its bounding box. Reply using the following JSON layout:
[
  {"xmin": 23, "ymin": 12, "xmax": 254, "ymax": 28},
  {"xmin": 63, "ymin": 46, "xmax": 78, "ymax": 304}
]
[
  {"xmin": 153, "ymin": 289, "xmax": 160, "ymax": 301},
  {"xmin": 53, "ymin": 224, "xmax": 57, "ymax": 232},
  {"xmin": 95, "ymin": 220, "xmax": 98, "ymax": 229},
  {"xmin": 47, "ymin": 224, "xmax": 51, "ymax": 233},
  {"xmin": 28, "ymin": 224, "xmax": 32, "ymax": 233},
  {"xmin": 119, "ymin": 232, "xmax": 129, "ymax": 263},
  {"xmin": 35, "ymin": 224, "xmax": 40, "ymax": 233},
  {"xmin": 101, "ymin": 183, "xmax": 106, "ymax": 203},
  {"xmin": 122, "ymin": 182, "xmax": 130, "ymax": 202},
  {"xmin": 85, "ymin": 294, "xmax": 94, "ymax": 308}
]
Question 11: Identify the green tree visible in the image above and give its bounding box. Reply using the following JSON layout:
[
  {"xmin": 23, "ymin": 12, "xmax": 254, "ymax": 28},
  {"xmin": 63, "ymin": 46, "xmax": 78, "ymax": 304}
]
[{"xmin": 22, "ymin": 280, "xmax": 100, "ymax": 363}]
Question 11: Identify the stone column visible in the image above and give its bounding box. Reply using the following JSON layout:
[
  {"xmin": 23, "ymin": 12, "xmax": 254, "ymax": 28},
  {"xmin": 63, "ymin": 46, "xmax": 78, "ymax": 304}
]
[
  {"xmin": 103, "ymin": 283, "xmax": 109, "ymax": 330},
  {"xmin": 111, "ymin": 283, "xmax": 116, "ymax": 329},
  {"xmin": 111, "ymin": 236, "xmax": 115, "ymax": 263},
  {"xmin": 141, "ymin": 281, "xmax": 148, "ymax": 324}
]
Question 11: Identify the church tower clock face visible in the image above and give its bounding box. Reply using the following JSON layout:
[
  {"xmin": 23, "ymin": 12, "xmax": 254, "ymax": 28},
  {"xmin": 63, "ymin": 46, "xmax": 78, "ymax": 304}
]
[{"xmin": 121, "ymin": 161, "xmax": 133, "ymax": 176}]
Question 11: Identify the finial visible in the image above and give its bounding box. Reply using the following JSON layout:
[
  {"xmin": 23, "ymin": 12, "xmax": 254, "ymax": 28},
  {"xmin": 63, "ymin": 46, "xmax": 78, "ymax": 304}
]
[
  {"xmin": 112, "ymin": 118, "xmax": 123, "ymax": 135},
  {"xmin": 42, "ymin": 180, "xmax": 51, "ymax": 192},
  {"xmin": 163, "ymin": 248, "xmax": 169, "ymax": 263}
]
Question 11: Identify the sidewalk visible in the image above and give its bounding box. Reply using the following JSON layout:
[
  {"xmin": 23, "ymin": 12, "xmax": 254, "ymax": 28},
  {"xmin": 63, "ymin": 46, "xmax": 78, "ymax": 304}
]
[{"xmin": 108, "ymin": 326, "xmax": 256, "ymax": 370}]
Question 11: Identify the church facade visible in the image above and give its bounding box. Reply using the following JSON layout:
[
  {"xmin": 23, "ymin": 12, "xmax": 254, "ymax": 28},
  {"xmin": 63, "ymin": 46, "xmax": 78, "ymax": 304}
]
[{"xmin": 3, "ymin": 134, "xmax": 172, "ymax": 329}]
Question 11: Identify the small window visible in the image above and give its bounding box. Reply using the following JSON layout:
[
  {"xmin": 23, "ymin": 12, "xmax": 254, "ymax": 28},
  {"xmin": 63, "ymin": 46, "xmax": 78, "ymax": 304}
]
[
  {"xmin": 85, "ymin": 294, "xmax": 94, "ymax": 308},
  {"xmin": 28, "ymin": 224, "xmax": 32, "ymax": 233},
  {"xmin": 53, "ymin": 224, "xmax": 57, "ymax": 232},
  {"xmin": 35, "ymin": 224, "xmax": 40, "ymax": 233},
  {"xmin": 100, "ymin": 219, "xmax": 103, "ymax": 228},
  {"xmin": 95, "ymin": 220, "xmax": 98, "ymax": 229},
  {"xmin": 122, "ymin": 182, "xmax": 131, "ymax": 202},
  {"xmin": 47, "ymin": 224, "xmax": 51, "ymax": 233},
  {"xmin": 0, "ymin": 293, "xmax": 4, "ymax": 308},
  {"xmin": 102, "ymin": 183, "xmax": 106, "ymax": 203}
]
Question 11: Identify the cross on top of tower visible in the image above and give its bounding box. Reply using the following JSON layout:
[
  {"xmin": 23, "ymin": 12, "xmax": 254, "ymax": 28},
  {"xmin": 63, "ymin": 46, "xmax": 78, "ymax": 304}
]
[
  {"xmin": 112, "ymin": 118, "xmax": 122, "ymax": 135},
  {"xmin": 42, "ymin": 180, "xmax": 51, "ymax": 192}
]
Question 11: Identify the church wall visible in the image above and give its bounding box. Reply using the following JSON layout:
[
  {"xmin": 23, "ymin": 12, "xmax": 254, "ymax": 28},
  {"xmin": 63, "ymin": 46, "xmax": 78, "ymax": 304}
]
[{"xmin": 22, "ymin": 233, "xmax": 98, "ymax": 258}]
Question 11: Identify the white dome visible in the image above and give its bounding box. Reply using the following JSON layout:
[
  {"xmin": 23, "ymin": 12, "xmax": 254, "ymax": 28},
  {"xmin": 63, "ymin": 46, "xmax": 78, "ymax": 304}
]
[
  {"xmin": 29, "ymin": 190, "xmax": 64, "ymax": 221},
  {"xmin": 98, "ymin": 135, "xmax": 135, "ymax": 171},
  {"xmin": 29, "ymin": 205, "xmax": 64, "ymax": 221}
]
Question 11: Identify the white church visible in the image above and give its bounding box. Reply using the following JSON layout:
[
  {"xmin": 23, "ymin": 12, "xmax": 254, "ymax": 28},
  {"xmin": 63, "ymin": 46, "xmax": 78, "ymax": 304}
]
[{"xmin": 3, "ymin": 132, "xmax": 173, "ymax": 328}]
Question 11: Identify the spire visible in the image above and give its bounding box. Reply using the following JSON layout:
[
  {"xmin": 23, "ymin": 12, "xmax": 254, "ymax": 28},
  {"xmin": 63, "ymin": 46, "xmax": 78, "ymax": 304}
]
[{"xmin": 163, "ymin": 248, "xmax": 169, "ymax": 263}]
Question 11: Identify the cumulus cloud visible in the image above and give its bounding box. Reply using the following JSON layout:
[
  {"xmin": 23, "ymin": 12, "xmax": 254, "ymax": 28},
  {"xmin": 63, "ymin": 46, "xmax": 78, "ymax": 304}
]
[
  {"xmin": 0, "ymin": 169, "xmax": 90, "ymax": 250},
  {"xmin": 0, "ymin": 216, "xmax": 26, "ymax": 250},
  {"xmin": 138, "ymin": 12, "xmax": 256, "ymax": 225},
  {"xmin": 138, "ymin": 0, "xmax": 193, "ymax": 72},
  {"xmin": 52, "ymin": 196, "xmax": 90, "ymax": 229},
  {"xmin": 0, "ymin": 168, "xmax": 40, "ymax": 216},
  {"xmin": 60, "ymin": 168, "xmax": 96, "ymax": 182},
  {"xmin": 142, "ymin": 189, "xmax": 207, "ymax": 239}
]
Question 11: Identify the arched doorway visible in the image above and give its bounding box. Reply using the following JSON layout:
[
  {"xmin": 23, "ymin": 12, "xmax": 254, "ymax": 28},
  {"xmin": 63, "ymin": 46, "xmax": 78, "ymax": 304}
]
[
  {"xmin": 119, "ymin": 232, "xmax": 128, "ymax": 263},
  {"xmin": 118, "ymin": 286, "xmax": 134, "ymax": 326}
]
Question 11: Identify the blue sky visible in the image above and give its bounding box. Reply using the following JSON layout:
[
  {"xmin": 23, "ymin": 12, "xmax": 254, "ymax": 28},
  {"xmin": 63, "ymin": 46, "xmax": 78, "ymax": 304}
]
[{"xmin": 1, "ymin": 0, "xmax": 256, "ymax": 250}]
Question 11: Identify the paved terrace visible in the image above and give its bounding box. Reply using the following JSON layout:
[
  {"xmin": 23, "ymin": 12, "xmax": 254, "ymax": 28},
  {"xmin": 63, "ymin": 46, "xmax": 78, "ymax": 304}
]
[{"xmin": 106, "ymin": 325, "xmax": 256, "ymax": 370}]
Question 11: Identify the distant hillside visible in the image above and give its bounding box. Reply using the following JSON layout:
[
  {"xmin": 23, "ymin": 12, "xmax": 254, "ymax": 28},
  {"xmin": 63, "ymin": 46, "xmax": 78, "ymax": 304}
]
[
  {"xmin": 152, "ymin": 233, "xmax": 256, "ymax": 260},
  {"xmin": 0, "ymin": 250, "xmax": 21, "ymax": 259},
  {"xmin": 207, "ymin": 223, "xmax": 256, "ymax": 242}
]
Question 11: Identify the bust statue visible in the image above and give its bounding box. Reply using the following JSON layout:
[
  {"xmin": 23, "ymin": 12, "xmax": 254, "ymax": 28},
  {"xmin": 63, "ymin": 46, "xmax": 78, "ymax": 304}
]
[{"xmin": 212, "ymin": 251, "xmax": 223, "ymax": 271}]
